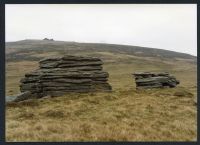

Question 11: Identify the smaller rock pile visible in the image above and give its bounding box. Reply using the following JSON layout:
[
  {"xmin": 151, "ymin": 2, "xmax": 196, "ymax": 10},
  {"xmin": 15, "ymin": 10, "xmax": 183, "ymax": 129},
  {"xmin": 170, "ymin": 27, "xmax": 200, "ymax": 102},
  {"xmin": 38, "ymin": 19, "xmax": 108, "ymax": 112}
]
[
  {"xmin": 133, "ymin": 72, "xmax": 180, "ymax": 89},
  {"xmin": 43, "ymin": 38, "xmax": 54, "ymax": 41},
  {"xmin": 15, "ymin": 55, "xmax": 112, "ymax": 102}
]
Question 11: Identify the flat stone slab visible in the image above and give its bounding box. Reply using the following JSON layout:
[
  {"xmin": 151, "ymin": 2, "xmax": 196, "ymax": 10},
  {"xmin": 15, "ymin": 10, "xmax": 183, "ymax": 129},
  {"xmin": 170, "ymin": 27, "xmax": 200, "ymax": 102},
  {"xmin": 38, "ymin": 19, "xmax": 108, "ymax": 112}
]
[
  {"xmin": 39, "ymin": 55, "xmax": 101, "ymax": 63},
  {"xmin": 39, "ymin": 55, "xmax": 103, "ymax": 68}
]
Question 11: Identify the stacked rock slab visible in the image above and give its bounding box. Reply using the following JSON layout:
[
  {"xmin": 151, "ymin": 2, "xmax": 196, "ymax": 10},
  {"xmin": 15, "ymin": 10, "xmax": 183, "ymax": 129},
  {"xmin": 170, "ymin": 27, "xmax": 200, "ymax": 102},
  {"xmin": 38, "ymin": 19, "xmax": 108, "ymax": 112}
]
[
  {"xmin": 19, "ymin": 55, "xmax": 112, "ymax": 99},
  {"xmin": 133, "ymin": 72, "xmax": 180, "ymax": 89}
]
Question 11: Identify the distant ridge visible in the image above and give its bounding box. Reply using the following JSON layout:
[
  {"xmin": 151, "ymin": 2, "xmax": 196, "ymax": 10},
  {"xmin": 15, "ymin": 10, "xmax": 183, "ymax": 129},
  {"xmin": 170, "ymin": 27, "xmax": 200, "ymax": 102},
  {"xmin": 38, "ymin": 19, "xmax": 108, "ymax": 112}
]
[{"xmin": 6, "ymin": 39, "xmax": 196, "ymax": 62}]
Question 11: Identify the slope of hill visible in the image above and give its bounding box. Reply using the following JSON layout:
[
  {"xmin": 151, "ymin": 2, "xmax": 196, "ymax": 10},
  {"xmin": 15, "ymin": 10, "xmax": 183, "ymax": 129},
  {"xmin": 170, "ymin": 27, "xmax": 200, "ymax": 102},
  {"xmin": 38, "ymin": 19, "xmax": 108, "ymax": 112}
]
[
  {"xmin": 6, "ymin": 39, "xmax": 196, "ymax": 62},
  {"xmin": 6, "ymin": 39, "xmax": 197, "ymax": 141}
]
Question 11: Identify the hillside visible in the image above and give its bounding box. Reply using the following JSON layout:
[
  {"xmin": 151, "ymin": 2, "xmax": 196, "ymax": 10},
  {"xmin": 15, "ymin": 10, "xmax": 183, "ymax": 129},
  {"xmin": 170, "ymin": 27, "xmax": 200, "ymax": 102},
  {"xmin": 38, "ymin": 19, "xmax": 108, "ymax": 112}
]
[
  {"xmin": 6, "ymin": 39, "xmax": 197, "ymax": 141},
  {"xmin": 6, "ymin": 39, "xmax": 196, "ymax": 62}
]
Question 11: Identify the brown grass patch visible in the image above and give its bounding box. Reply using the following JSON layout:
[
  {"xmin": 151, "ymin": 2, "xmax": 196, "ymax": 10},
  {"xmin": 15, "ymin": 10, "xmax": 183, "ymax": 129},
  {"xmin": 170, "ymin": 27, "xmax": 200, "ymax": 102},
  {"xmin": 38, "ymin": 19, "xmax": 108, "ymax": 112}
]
[
  {"xmin": 6, "ymin": 53, "xmax": 197, "ymax": 141},
  {"xmin": 42, "ymin": 110, "xmax": 65, "ymax": 118}
]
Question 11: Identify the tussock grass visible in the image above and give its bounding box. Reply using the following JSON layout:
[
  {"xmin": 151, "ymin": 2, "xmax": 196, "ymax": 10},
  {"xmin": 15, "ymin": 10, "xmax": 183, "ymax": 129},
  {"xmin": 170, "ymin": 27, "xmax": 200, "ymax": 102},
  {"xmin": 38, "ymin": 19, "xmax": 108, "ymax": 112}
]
[
  {"xmin": 6, "ymin": 52, "xmax": 197, "ymax": 141},
  {"xmin": 42, "ymin": 110, "xmax": 65, "ymax": 118},
  {"xmin": 6, "ymin": 87, "xmax": 197, "ymax": 141}
]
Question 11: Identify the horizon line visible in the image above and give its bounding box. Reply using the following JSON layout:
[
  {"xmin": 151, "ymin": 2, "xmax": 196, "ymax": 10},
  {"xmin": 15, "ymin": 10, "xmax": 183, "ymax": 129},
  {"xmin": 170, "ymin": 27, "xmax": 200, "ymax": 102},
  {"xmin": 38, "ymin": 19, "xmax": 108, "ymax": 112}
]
[{"xmin": 5, "ymin": 38, "xmax": 197, "ymax": 57}]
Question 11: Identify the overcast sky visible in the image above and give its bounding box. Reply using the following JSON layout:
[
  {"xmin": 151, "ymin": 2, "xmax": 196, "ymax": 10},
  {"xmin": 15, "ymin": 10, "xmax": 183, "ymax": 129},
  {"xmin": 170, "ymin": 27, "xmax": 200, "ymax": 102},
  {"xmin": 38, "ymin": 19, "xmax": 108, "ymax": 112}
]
[{"xmin": 6, "ymin": 4, "xmax": 197, "ymax": 56}]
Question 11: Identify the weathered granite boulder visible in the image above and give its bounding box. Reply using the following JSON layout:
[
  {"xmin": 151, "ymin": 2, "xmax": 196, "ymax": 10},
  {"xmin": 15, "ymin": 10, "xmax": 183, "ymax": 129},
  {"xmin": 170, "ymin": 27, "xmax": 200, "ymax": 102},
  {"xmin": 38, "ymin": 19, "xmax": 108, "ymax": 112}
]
[
  {"xmin": 13, "ymin": 55, "xmax": 112, "ymax": 102},
  {"xmin": 133, "ymin": 72, "xmax": 180, "ymax": 89}
]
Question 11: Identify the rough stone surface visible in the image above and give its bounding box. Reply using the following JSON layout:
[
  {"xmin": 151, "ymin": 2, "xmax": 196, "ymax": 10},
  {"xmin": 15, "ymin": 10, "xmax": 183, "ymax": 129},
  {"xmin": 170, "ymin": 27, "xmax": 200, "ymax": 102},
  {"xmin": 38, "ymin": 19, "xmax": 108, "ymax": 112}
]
[
  {"xmin": 13, "ymin": 91, "xmax": 38, "ymax": 102},
  {"xmin": 133, "ymin": 72, "xmax": 180, "ymax": 89},
  {"xmin": 15, "ymin": 55, "xmax": 112, "ymax": 101}
]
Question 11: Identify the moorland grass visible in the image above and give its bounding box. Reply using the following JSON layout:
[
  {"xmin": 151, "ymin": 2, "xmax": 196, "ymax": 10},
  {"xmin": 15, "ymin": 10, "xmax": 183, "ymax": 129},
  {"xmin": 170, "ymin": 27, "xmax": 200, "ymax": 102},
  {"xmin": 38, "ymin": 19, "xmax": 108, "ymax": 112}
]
[{"xmin": 6, "ymin": 52, "xmax": 197, "ymax": 141}]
